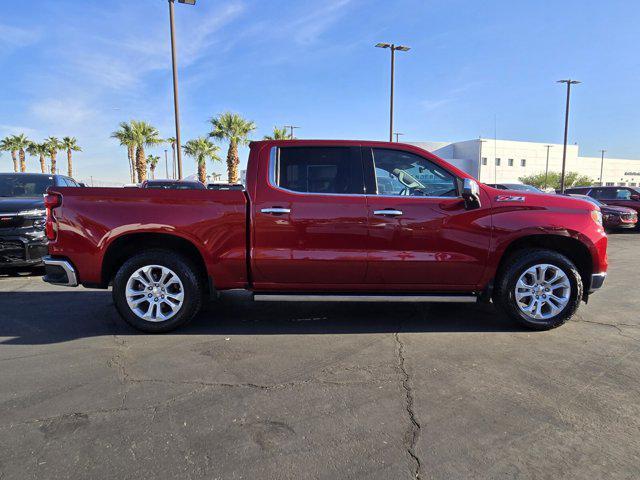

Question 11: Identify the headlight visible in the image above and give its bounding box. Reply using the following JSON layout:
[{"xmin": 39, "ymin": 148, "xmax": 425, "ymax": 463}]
[
  {"xmin": 591, "ymin": 210, "xmax": 603, "ymax": 226},
  {"xmin": 18, "ymin": 209, "xmax": 46, "ymax": 217}
]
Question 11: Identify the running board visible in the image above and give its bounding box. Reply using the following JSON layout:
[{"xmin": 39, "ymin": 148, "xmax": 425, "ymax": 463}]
[{"xmin": 253, "ymin": 294, "xmax": 478, "ymax": 303}]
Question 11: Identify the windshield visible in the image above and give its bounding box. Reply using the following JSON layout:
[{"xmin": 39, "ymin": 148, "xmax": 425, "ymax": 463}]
[
  {"xmin": 0, "ymin": 175, "xmax": 53, "ymax": 197},
  {"xmin": 505, "ymin": 184, "xmax": 542, "ymax": 192},
  {"xmin": 572, "ymin": 195, "xmax": 602, "ymax": 207}
]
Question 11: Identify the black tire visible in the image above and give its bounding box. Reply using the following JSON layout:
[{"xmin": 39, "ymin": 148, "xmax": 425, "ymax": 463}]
[
  {"xmin": 112, "ymin": 249, "xmax": 203, "ymax": 333},
  {"xmin": 493, "ymin": 248, "xmax": 583, "ymax": 330}
]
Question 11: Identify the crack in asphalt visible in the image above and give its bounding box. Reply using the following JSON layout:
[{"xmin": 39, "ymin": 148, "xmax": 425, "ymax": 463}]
[
  {"xmin": 573, "ymin": 317, "xmax": 640, "ymax": 343},
  {"xmin": 394, "ymin": 327, "xmax": 422, "ymax": 479}
]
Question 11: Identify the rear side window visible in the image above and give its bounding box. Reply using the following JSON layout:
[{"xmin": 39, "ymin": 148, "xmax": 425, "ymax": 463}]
[{"xmin": 274, "ymin": 147, "xmax": 364, "ymax": 194}]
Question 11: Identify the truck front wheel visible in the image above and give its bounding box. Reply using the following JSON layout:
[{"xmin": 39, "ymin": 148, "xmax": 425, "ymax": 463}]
[
  {"xmin": 112, "ymin": 249, "xmax": 203, "ymax": 333},
  {"xmin": 494, "ymin": 249, "xmax": 583, "ymax": 330}
]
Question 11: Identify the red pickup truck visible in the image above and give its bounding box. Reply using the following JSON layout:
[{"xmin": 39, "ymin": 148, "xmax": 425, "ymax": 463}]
[{"xmin": 43, "ymin": 140, "xmax": 608, "ymax": 332}]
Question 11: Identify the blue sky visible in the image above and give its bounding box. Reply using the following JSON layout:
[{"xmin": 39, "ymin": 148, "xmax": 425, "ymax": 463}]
[{"xmin": 1, "ymin": 0, "xmax": 639, "ymax": 182}]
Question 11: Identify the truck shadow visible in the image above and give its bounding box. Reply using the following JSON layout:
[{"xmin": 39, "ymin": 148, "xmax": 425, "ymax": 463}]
[{"xmin": 0, "ymin": 290, "xmax": 523, "ymax": 345}]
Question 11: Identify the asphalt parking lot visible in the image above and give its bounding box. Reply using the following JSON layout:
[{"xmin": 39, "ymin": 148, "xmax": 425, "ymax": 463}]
[{"xmin": 1, "ymin": 233, "xmax": 639, "ymax": 479}]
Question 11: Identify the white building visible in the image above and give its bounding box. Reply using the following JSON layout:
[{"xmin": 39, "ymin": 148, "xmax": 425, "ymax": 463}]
[{"xmin": 409, "ymin": 138, "xmax": 640, "ymax": 187}]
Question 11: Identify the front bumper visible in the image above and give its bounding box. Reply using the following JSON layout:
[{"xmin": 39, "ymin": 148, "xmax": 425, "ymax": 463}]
[
  {"xmin": 589, "ymin": 273, "xmax": 606, "ymax": 293},
  {"xmin": 43, "ymin": 256, "xmax": 79, "ymax": 287}
]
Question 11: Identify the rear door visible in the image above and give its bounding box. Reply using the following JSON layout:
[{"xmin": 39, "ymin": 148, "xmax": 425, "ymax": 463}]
[
  {"xmin": 251, "ymin": 145, "xmax": 369, "ymax": 287},
  {"xmin": 363, "ymin": 147, "xmax": 491, "ymax": 289}
]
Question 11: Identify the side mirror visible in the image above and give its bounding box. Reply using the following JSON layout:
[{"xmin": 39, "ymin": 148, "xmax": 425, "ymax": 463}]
[
  {"xmin": 462, "ymin": 178, "xmax": 481, "ymax": 210},
  {"xmin": 631, "ymin": 194, "xmax": 640, "ymax": 201}
]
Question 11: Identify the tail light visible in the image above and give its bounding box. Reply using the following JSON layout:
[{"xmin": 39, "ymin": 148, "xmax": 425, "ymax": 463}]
[{"xmin": 44, "ymin": 193, "xmax": 62, "ymax": 241}]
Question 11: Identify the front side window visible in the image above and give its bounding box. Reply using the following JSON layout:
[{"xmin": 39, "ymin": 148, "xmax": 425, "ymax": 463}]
[
  {"xmin": 274, "ymin": 147, "xmax": 363, "ymax": 194},
  {"xmin": 371, "ymin": 148, "xmax": 457, "ymax": 197},
  {"xmin": 598, "ymin": 188, "xmax": 630, "ymax": 200}
]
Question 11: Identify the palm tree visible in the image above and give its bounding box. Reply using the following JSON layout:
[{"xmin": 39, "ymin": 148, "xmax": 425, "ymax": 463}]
[
  {"xmin": 263, "ymin": 127, "xmax": 289, "ymax": 140},
  {"xmin": 209, "ymin": 112, "xmax": 256, "ymax": 183},
  {"xmin": 131, "ymin": 121, "xmax": 162, "ymax": 182},
  {"xmin": 0, "ymin": 136, "xmax": 19, "ymax": 172},
  {"xmin": 183, "ymin": 137, "xmax": 221, "ymax": 184},
  {"xmin": 12, "ymin": 134, "xmax": 31, "ymax": 172},
  {"xmin": 27, "ymin": 142, "xmax": 49, "ymax": 173},
  {"xmin": 111, "ymin": 122, "xmax": 137, "ymax": 183},
  {"xmin": 166, "ymin": 137, "xmax": 176, "ymax": 179},
  {"xmin": 60, "ymin": 137, "xmax": 82, "ymax": 177},
  {"xmin": 44, "ymin": 137, "xmax": 62, "ymax": 174},
  {"xmin": 146, "ymin": 154, "xmax": 160, "ymax": 180}
]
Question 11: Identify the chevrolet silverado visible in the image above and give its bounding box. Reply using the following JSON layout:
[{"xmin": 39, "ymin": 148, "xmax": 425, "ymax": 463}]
[{"xmin": 42, "ymin": 140, "xmax": 608, "ymax": 332}]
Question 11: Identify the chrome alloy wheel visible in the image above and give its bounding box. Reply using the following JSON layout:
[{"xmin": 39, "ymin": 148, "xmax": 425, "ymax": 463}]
[
  {"xmin": 125, "ymin": 265, "xmax": 185, "ymax": 322},
  {"xmin": 515, "ymin": 263, "xmax": 571, "ymax": 321}
]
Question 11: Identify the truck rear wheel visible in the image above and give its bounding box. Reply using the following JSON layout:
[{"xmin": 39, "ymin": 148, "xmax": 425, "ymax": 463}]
[
  {"xmin": 494, "ymin": 248, "xmax": 583, "ymax": 330},
  {"xmin": 112, "ymin": 249, "xmax": 203, "ymax": 333}
]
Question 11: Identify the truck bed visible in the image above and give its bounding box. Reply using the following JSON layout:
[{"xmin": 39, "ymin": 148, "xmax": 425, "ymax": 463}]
[{"xmin": 47, "ymin": 187, "xmax": 248, "ymax": 289}]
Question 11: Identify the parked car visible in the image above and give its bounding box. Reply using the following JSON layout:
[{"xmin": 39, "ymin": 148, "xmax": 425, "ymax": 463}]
[
  {"xmin": 207, "ymin": 183, "xmax": 244, "ymax": 191},
  {"xmin": 565, "ymin": 186, "xmax": 640, "ymax": 226},
  {"xmin": 141, "ymin": 179, "xmax": 206, "ymax": 190},
  {"xmin": 486, "ymin": 183, "xmax": 543, "ymax": 193},
  {"xmin": 0, "ymin": 173, "xmax": 79, "ymax": 270},
  {"xmin": 568, "ymin": 194, "xmax": 637, "ymax": 230},
  {"xmin": 43, "ymin": 140, "xmax": 607, "ymax": 333}
]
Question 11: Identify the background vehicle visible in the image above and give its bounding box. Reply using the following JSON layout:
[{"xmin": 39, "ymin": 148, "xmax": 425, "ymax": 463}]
[
  {"xmin": 0, "ymin": 173, "xmax": 79, "ymax": 270},
  {"xmin": 486, "ymin": 183, "xmax": 543, "ymax": 193},
  {"xmin": 207, "ymin": 183, "xmax": 244, "ymax": 191},
  {"xmin": 568, "ymin": 194, "xmax": 637, "ymax": 230},
  {"xmin": 43, "ymin": 140, "xmax": 607, "ymax": 333},
  {"xmin": 565, "ymin": 186, "xmax": 640, "ymax": 226},
  {"xmin": 141, "ymin": 179, "xmax": 206, "ymax": 190}
]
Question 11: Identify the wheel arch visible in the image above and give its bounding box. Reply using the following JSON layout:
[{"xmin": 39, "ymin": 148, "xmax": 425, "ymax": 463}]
[
  {"xmin": 495, "ymin": 234, "xmax": 593, "ymax": 296},
  {"xmin": 101, "ymin": 232, "xmax": 210, "ymax": 293}
]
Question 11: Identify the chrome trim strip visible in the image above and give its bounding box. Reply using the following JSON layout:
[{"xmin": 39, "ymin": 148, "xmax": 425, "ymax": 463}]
[
  {"xmin": 254, "ymin": 294, "xmax": 477, "ymax": 303},
  {"xmin": 373, "ymin": 210, "xmax": 403, "ymax": 216},
  {"xmin": 43, "ymin": 256, "xmax": 78, "ymax": 287}
]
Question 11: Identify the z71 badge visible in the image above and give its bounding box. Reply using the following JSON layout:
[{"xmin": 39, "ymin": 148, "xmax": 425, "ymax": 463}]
[{"xmin": 495, "ymin": 195, "xmax": 525, "ymax": 202}]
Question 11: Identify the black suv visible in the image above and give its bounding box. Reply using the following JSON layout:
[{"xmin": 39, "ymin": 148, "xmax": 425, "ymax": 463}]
[{"xmin": 0, "ymin": 173, "xmax": 80, "ymax": 270}]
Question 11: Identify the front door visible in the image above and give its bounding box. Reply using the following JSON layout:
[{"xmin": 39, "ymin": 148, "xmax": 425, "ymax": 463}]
[
  {"xmin": 363, "ymin": 147, "xmax": 492, "ymax": 289},
  {"xmin": 251, "ymin": 144, "xmax": 369, "ymax": 288}
]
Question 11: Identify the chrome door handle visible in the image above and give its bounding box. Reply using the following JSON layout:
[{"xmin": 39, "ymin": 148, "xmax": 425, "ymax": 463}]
[
  {"xmin": 261, "ymin": 207, "xmax": 291, "ymax": 214},
  {"xmin": 373, "ymin": 209, "xmax": 403, "ymax": 216}
]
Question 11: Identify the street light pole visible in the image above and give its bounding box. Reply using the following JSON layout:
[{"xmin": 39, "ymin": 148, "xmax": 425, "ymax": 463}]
[
  {"xmin": 394, "ymin": 132, "xmax": 404, "ymax": 142},
  {"xmin": 375, "ymin": 43, "xmax": 410, "ymax": 142},
  {"xmin": 168, "ymin": 0, "xmax": 196, "ymax": 180},
  {"xmin": 164, "ymin": 149, "xmax": 169, "ymax": 178},
  {"xmin": 544, "ymin": 145, "xmax": 552, "ymax": 190},
  {"xmin": 599, "ymin": 149, "xmax": 606, "ymax": 186},
  {"xmin": 557, "ymin": 79, "xmax": 580, "ymax": 193}
]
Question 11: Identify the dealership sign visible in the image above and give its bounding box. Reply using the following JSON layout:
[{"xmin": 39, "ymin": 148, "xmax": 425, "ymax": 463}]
[{"xmin": 625, "ymin": 172, "xmax": 640, "ymax": 176}]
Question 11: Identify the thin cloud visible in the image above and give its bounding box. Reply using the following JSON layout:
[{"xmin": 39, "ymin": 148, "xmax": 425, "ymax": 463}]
[
  {"xmin": 0, "ymin": 23, "xmax": 42, "ymax": 50},
  {"xmin": 31, "ymin": 99, "xmax": 93, "ymax": 127},
  {"xmin": 422, "ymin": 81, "xmax": 481, "ymax": 112}
]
